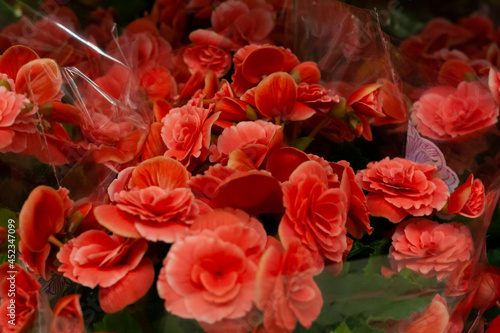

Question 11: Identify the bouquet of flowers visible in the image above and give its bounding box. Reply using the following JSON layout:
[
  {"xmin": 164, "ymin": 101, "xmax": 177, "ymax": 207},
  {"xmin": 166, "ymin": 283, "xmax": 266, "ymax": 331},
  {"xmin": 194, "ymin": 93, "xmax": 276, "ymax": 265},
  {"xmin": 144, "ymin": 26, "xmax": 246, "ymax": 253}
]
[{"xmin": 1, "ymin": 0, "xmax": 500, "ymax": 332}]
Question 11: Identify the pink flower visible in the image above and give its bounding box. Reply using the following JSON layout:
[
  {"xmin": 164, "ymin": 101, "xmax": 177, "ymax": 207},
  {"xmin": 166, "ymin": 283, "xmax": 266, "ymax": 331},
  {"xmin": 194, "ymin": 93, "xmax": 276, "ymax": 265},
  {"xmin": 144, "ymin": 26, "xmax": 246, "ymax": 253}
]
[
  {"xmin": 209, "ymin": 120, "xmax": 283, "ymax": 167},
  {"xmin": 161, "ymin": 104, "xmax": 219, "ymax": 168},
  {"xmin": 412, "ymin": 81, "xmax": 499, "ymax": 141},
  {"xmin": 256, "ymin": 239, "xmax": 323, "ymax": 333},
  {"xmin": 211, "ymin": 0, "xmax": 275, "ymax": 46},
  {"xmin": 388, "ymin": 219, "xmax": 474, "ymax": 280},
  {"xmin": 57, "ymin": 230, "xmax": 154, "ymax": 313},
  {"xmin": 157, "ymin": 209, "xmax": 266, "ymax": 326},
  {"xmin": 183, "ymin": 44, "xmax": 231, "ymax": 78},
  {"xmin": 0, "ymin": 86, "xmax": 27, "ymax": 127},
  {"xmin": 279, "ymin": 160, "xmax": 348, "ymax": 262},
  {"xmin": 356, "ymin": 157, "xmax": 449, "ymax": 223},
  {"xmin": 94, "ymin": 157, "xmax": 209, "ymax": 242}
]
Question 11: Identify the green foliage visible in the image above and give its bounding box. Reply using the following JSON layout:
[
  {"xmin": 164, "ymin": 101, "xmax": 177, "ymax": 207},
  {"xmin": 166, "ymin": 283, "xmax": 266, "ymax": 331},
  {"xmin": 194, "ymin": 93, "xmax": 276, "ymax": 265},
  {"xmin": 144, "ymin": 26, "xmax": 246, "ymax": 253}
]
[
  {"xmin": 153, "ymin": 313, "xmax": 205, "ymax": 333},
  {"xmin": 333, "ymin": 321, "xmax": 353, "ymax": 333},
  {"xmin": 0, "ymin": 1, "xmax": 20, "ymax": 29},
  {"xmin": 314, "ymin": 256, "xmax": 437, "ymax": 332},
  {"xmin": 93, "ymin": 309, "xmax": 143, "ymax": 333},
  {"xmin": 0, "ymin": 208, "xmax": 18, "ymax": 265}
]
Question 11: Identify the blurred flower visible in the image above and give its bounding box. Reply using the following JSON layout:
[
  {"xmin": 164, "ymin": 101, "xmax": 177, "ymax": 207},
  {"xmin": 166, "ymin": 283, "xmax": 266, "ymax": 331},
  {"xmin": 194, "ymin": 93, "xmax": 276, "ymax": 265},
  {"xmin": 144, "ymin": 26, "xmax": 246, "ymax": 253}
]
[
  {"xmin": 51, "ymin": 294, "xmax": 84, "ymax": 333},
  {"xmin": 388, "ymin": 218, "xmax": 473, "ymax": 280},
  {"xmin": 412, "ymin": 81, "xmax": 498, "ymax": 142},
  {"xmin": 397, "ymin": 294, "xmax": 450, "ymax": 333}
]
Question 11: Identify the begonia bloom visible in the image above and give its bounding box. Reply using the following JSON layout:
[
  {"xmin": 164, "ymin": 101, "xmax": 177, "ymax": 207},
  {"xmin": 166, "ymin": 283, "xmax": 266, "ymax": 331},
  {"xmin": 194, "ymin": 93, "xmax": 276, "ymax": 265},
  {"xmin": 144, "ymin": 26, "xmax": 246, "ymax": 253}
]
[
  {"xmin": 157, "ymin": 209, "xmax": 265, "ymax": 326},
  {"xmin": 161, "ymin": 104, "xmax": 219, "ymax": 168},
  {"xmin": 95, "ymin": 157, "xmax": 208, "ymax": 242},
  {"xmin": 256, "ymin": 239, "xmax": 323, "ymax": 332},
  {"xmin": 412, "ymin": 81, "xmax": 498, "ymax": 141},
  {"xmin": 279, "ymin": 161, "xmax": 349, "ymax": 262},
  {"xmin": 388, "ymin": 219, "xmax": 473, "ymax": 280},
  {"xmin": 209, "ymin": 120, "xmax": 283, "ymax": 167},
  {"xmin": 356, "ymin": 157, "xmax": 449, "ymax": 223}
]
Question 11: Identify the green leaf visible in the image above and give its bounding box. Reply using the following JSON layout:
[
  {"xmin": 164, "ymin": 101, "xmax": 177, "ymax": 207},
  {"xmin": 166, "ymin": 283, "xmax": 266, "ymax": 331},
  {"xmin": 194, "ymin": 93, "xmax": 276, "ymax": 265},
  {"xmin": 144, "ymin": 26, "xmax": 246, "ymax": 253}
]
[
  {"xmin": 0, "ymin": 1, "xmax": 21, "ymax": 29},
  {"xmin": 0, "ymin": 209, "xmax": 19, "ymax": 250},
  {"xmin": 292, "ymin": 136, "xmax": 314, "ymax": 151},
  {"xmin": 315, "ymin": 256, "xmax": 437, "ymax": 331},
  {"xmin": 0, "ymin": 208, "xmax": 17, "ymax": 229},
  {"xmin": 153, "ymin": 313, "xmax": 204, "ymax": 333},
  {"xmin": 93, "ymin": 309, "xmax": 143, "ymax": 333},
  {"xmin": 488, "ymin": 247, "xmax": 500, "ymax": 267},
  {"xmin": 333, "ymin": 321, "xmax": 353, "ymax": 333}
]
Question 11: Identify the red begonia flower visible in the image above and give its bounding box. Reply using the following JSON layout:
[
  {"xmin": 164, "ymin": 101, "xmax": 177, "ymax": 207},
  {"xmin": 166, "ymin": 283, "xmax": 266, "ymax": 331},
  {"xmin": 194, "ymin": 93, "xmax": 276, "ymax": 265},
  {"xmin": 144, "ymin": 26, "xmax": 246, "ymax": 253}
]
[
  {"xmin": 279, "ymin": 161, "xmax": 349, "ymax": 262},
  {"xmin": 99, "ymin": 257, "xmax": 155, "ymax": 313},
  {"xmin": 254, "ymin": 72, "xmax": 315, "ymax": 121},
  {"xmin": 209, "ymin": 120, "xmax": 283, "ymax": 167},
  {"xmin": 0, "ymin": 45, "xmax": 39, "ymax": 81},
  {"xmin": 398, "ymin": 295, "xmax": 450, "ymax": 333},
  {"xmin": 95, "ymin": 157, "xmax": 209, "ymax": 242},
  {"xmin": 0, "ymin": 263, "xmax": 41, "ymax": 333},
  {"xmin": 157, "ymin": 209, "xmax": 265, "ymax": 326},
  {"xmin": 356, "ymin": 157, "xmax": 449, "ymax": 223},
  {"xmin": 447, "ymin": 174, "xmax": 485, "ymax": 218},
  {"xmin": 388, "ymin": 219, "xmax": 473, "ymax": 281},
  {"xmin": 291, "ymin": 61, "xmax": 321, "ymax": 84},
  {"xmin": 19, "ymin": 185, "xmax": 65, "ymax": 252},
  {"xmin": 57, "ymin": 230, "xmax": 148, "ymax": 289}
]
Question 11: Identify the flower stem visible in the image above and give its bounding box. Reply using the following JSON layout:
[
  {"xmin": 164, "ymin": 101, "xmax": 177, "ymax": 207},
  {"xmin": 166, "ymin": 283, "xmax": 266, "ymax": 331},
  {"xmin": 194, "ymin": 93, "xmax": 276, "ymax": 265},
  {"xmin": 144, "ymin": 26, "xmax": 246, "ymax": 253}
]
[{"xmin": 48, "ymin": 235, "xmax": 64, "ymax": 248}]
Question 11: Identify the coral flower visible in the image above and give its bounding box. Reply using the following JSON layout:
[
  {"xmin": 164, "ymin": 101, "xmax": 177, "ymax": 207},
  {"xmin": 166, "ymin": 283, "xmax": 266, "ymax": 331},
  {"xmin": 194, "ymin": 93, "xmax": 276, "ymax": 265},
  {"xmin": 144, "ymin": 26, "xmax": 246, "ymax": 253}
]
[
  {"xmin": 157, "ymin": 209, "xmax": 266, "ymax": 327},
  {"xmin": 57, "ymin": 230, "xmax": 154, "ymax": 313},
  {"xmin": 256, "ymin": 239, "xmax": 323, "ymax": 333},
  {"xmin": 398, "ymin": 295, "xmax": 450, "ymax": 333},
  {"xmin": 447, "ymin": 174, "xmax": 485, "ymax": 218},
  {"xmin": 209, "ymin": 120, "xmax": 283, "ymax": 167},
  {"xmin": 161, "ymin": 104, "xmax": 219, "ymax": 168},
  {"xmin": 356, "ymin": 157, "xmax": 449, "ymax": 223},
  {"xmin": 94, "ymin": 157, "xmax": 209, "ymax": 242},
  {"xmin": 388, "ymin": 219, "xmax": 474, "ymax": 280},
  {"xmin": 279, "ymin": 160, "xmax": 349, "ymax": 262}
]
